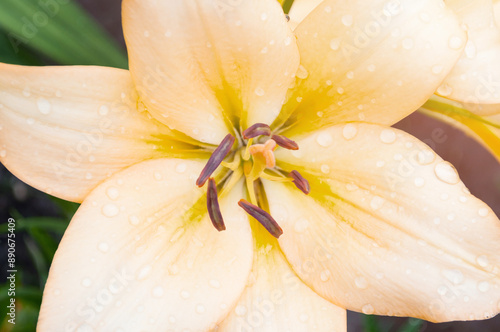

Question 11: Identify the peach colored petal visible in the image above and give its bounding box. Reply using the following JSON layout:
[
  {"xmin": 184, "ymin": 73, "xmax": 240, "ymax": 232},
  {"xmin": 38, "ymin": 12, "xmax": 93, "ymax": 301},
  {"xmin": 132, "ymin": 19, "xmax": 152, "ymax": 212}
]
[
  {"xmin": 273, "ymin": 0, "xmax": 465, "ymax": 136},
  {"xmin": 270, "ymin": 123, "xmax": 500, "ymax": 322},
  {"xmin": 123, "ymin": 0, "xmax": 299, "ymax": 143},
  {"xmin": 438, "ymin": 0, "xmax": 500, "ymax": 108},
  {"xmin": 38, "ymin": 159, "xmax": 253, "ymax": 331},
  {"xmin": 217, "ymin": 229, "xmax": 346, "ymax": 331},
  {"xmin": 0, "ymin": 63, "xmax": 192, "ymax": 203}
]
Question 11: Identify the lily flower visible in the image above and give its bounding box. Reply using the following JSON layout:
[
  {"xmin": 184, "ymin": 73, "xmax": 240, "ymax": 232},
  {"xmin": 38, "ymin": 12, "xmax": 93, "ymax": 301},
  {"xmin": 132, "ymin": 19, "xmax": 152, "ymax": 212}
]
[{"xmin": 1, "ymin": 0, "xmax": 500, "ymax": 331}]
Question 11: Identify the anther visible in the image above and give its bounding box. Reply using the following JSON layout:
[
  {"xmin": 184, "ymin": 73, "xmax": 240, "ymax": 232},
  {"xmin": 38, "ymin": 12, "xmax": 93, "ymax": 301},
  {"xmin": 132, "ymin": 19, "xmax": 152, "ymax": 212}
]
[
  {"xmin": 242, "ymin": 123, "xmax": 272, "ymax": 139},
  {"xmin": 207, "ymin": 178, "xmax": 225, "ymax": 231},
  {"xmin": 196, "ymin": 134, "xmax": 235, "ymax": 187},
  {"xmin": 272, "ymin": 135, "xmax": 299, "ymax": 150},
  {"xmin": 290, "ymin": 170, "xmax": 310, "ymax": 194},
  {"xmin": 238, "ymin": 199, "xmax": 283, "ymax": 238}
]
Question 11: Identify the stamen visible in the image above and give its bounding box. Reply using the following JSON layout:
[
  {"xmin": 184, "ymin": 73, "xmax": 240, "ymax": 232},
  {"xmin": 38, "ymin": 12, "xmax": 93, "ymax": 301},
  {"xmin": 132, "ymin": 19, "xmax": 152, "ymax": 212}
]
[
  {"xmin": 272, "ymin": 134, "xmax": 299, "ymax": 150},
  {"xmin": 196, "ymin": 134, "xmax": 235, "ymax": 187},
  {"xmin": 207, "ymin": 178, "xmax": 225, "ymax": 231},
  {"xmin": 242, "ymin": 123, "xmax": 272, "ymax": 139},
  {"xmin": 290, "ymin": 170, "xmax": 310, "ymax": 194},
  {"xmin": 238, "ymin": 199, "xmax": 283, "ymax": 238}
]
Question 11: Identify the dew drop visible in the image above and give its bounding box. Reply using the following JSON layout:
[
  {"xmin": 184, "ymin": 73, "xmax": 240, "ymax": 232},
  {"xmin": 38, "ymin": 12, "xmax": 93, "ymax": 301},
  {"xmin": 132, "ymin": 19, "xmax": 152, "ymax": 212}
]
[
  {"xmin": 414, "ymin": 177, "xmax": 425, "ymax": 188},
  {"xmin": 284, "ymin": 36, "xmax": 292, "ymax": 46},
  {"xmin": 443, "ymin": 269, "xmax": 464, "ymax": 285},
  {"xmin": 196, "ymin": 304, "xmax": 206, "ymax": 314},
  {"xmin": 129, "ymin": 215, "xmax": 140, "ymax": 226},
  {"xmin": 0, "ymin": 150, "xmax": 6, "ymax": 158},
  {"xmin": 209, "ymin": 279, "xmax": 221, "ymax": 289},
  {"xmin": 431, "ymin": 65, "xmax": 443, "ymax": 75},
  {"xmin": 367, "ymin": 64, "xmax": 376, "ymax": 72},
  {"xmin": 294, "ymin": 218, "xmax": 310, "ymax": 233},
  {"xmin": 299, "ymin": 313, "xmax": 309, "ymax": 322},
  {"xmin": 296, "ymin": 65, "xmax": 309, "ymax": 79},
  {"xmin": 176, "ymin": 163, "xmax": 187, "ymax": 173},
  {"xmin": 316, "ymin": 131, "xmax": 333, "ymax": 147},
  {"xmin": 376, "ymin": 161, "xmax": 385, "ymax": 168},
  {"xmin": 37, "ymin": 97, "xmax": 52, "ymax": 115},
  {"xmin": 342, "ymin": 123, "xmax": 358, "ymax": 140},
  {"xmin": 476, "ymin": 255, "xmax": 489, "ymax": 267},
  {"xmin": 137, "ymin": 265, "xmax": 152, "ymax": 280},
  {"xmin": 437, "ymin": 84, "xmax": 453, "ymax": 96},
  {"xmin": 320, "ymin": 270, "xmax": 331, "ymax": 282},
  {"xmin": 417, "ymin": 149, "xmax": 435, "ymax": 165},
  {"xmin": 380, "ymin": 129, "xmax": 396, "ymax": 144},
  {"xmin": 362, "ymin": 304, "xmax": 374, "ymax": 314},
  {"xmin": 464, "ymin": 41, "xmax": 477, "ymax": 58},
  {"xmin": 98, "ymin": 242, "xmax": 109, "ymax": 253},
  {"xmin": 478, "ymin": 281, "xmax": 490, "ymax": 292},
  {"xmin": 102, "ymin": 203, "xmax": 119, "ymax": 217},
  {"xmin": 81, "ymin": 278, "xmax": 92, "ymax": 287},
  {"xmin": 235, "ymin": 305, "xmax": 247, "ymax": 316},
  {"xmin": 448, "ymin": 36, "xmax": 464, "ymax": 49},
  {"xmin": 419, "ymin": 12, "xmax": 431, "ymax": 22},
  {"xmin": 434, "ymin": 161, "xmax": 459, "ymax": 185},
  {"xmin": 27, "ymin": 118, "xmax": 35, "ymax": 125},
  {"xmin": 341, "ymin": 14, "xmax": 353, "ymax": 27},
  {"xmin": 321, "ymin": 164, "xmax": 331, "ymax": 174},
  {"xmin": 254, "ymin": 87, "xmax": 265, "ymax": 96},
  {"xmin": 355, "ymin": 276, "xmax": 368, "ymax": 289},
  {"xmin": 98, "ymin": 105, "xmax": 109, "ymax": 116},
  {"xmin": 260, "ymin": 12, "xmax": 268, "ymax": 21},
  {"xmin": 330, "ymin": 38, "xmax": 341, "ymax": 50},
  {"xmin": 106, "ymin": 187, "xmax": 119, "ymax": 200},
  {"xmin": 180, "ymin": 290, "xmax": 191, "ymax": 299},
  {"xmin": 152, "ymin": 286, "xmax": 164, "ymax": 298},
  {"xmin": 346, "ymin": 71, "xmax": 354, "ymax": 79},
  {"xmin": 370, "ymin": 196, "xmax": 385, "ymax": 210},
  {"xmin": 478, "ymin": 207, "xmax": 489, "ymax": 217}
]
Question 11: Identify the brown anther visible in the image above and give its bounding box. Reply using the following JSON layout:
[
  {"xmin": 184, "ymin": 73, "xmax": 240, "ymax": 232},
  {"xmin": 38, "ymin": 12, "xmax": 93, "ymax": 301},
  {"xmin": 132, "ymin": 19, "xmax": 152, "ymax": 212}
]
[
  {"xmin": 272, "ymin": 135, "xmax": 299, "ymax": 150},
  {"xmin": 207, "ymin": 178, "xmax": 225, "ymax": 232},
  {"xmin": 290, "ymin": 170, "xmax": 310, "ymax": 195},
  {"xmin": 243, "ymin": 123, "xmax": 272, "ymax": 139},
  {"xmin": 238, "ymin": 199, "xmax": 283, "ymax": 238},
  {"xmin": 196, "ymin": 134, "xmax": 235, "ymax": 187}
]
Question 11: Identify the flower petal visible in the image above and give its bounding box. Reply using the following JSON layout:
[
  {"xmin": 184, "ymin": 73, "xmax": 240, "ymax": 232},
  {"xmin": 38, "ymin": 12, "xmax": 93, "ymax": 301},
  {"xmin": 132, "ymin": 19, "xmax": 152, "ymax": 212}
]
[
  {"xmin": 38, "ymin": 158, "xmax": 253, "ymax": 331},
  {"xmin": 0, "ymin": 63, "xmax": 199, "ymax": 203},
  {"xmin": 273, "ymin": 0, "xmax": 466, "ymax": 136},
  {"xmin": 270, "ymin": 123, "xmax": 500, "ymax": 322},
  {"xmin": 123, "ymin": 0, "xmax": 299, "ymax": 143},
  {"xmin": 287, "ymin": 0, "xmax": 322, "ymax": 29},
  {"xmin": 495, "ymin": 0, "xmax": 500, "ymax": 26},
  {"xmin": 438, "ymin": 0, "xmax": 500, "ymax": 107},
  {"xmin": 217, "ymin": 227, "xmax": 346, "ymax": 332}
]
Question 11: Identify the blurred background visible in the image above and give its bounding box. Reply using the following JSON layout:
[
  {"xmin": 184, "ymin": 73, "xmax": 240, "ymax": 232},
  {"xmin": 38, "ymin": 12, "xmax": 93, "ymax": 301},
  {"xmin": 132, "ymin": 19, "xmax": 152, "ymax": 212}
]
[{"xmin": 0, "ymin": 0, "xmax": 499, "ymax": 331}]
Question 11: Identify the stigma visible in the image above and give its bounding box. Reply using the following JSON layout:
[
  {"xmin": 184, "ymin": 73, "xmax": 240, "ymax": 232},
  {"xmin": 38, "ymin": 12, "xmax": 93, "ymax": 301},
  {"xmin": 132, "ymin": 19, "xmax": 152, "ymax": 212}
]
[{"xmin": 196, "ymin": 123, "xmax": 310, "ymax": 238}]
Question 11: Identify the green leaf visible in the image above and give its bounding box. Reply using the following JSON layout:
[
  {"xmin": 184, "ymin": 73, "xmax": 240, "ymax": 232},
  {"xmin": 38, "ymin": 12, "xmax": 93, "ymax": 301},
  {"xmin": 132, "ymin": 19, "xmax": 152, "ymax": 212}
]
[
  {"xmin": 0, "ymin": 217, "xmax": 68, "ymax": 234},
  {"xmin": 0, "ymin": 0, "xmax": 127, "ymax": 68},
  {"xmin": 398, "ymin": 318, "xmax": 424, "ymax": 332},
  {"xmin": 362, "ymin": 315, "xmax": 382, "ymax": 332},
  {"xmin": 0, "ymin": 28, "xmax": 43, "ymax": 65}
]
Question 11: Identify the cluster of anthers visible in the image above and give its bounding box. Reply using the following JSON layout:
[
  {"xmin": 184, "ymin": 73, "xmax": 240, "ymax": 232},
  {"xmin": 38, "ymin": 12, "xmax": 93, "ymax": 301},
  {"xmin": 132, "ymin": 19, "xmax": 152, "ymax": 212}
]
[{"xmin": 195, "ymin": 123, "xmax": 310, "ymax": 238}]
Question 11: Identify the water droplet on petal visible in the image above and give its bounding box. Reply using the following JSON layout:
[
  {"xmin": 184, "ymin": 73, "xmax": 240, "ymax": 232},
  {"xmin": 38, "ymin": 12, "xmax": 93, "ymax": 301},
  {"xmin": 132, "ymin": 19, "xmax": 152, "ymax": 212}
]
[
  {"xmin": 296, "ymin": 65, "xmax": 309, "ymax": 79},
  {"xmin": 476, "ymin": 255, "xmax": 489, "ymax": 267},
  {"xmin": 81, "ymin": 278, "xmax": 92, "ymax": 287},
  {"xmin": 37, "ymin": 97, "xmax": 51, "ymax": 115},
  {"xmin": 417, "ymin": 149, "xmax": 435, "ymax": 165},
  {"xmin": 342, "ymin": 123, "xmax": 358, "ymax": 140},
  {"xmin": 402, "ymin": 38, "xmax": 414, "ymax": 50},
  {"xmin": 152, "ymin": 286, "xmax": 164, "ymax": 298},
  {"xmin": 355, "ymin": 276, "xmax": 368, "ymax": 289},
  {"xmin": 370, "ymin": 196, "xmax": 385, "ymax": 210},
  {"xmin": 137, "ymin": 265, "xmax": 152, "ymax": 280},
  {"xmin": 316, "ymin": 132, "xmax": 333, "ymax": 147},
  {"xmin": 176, "ymin": 163, "xmax": 187, "ymax": 173},
  {"xmin": 299, "ymin": 314, "xmax": 309, "ymax": 322},
  {"xmin": 434, "ymin": 161, "xmax": 459, "ymax": 184},
  {"xmin": 362, "ymin": 304, "xmax": 374, "ymax": 314},
  {"xmin": 102, "ymin": 203, "xmax": 119, "ymax": 217},
  {"xmin": 98, "ymin": 242, "xmax": 109, "ymax": 253},
  {"xmin": 478, "ymin": 281, "xmax": 490, "ymax": 292},
  {"xmin": 320, "ymin": 270, "xmax": 331, "ymax": 282},
  {"xmin": 129, "ymin": 215, "xmax": 140, "ymax": 226},
  {"xmin": 180, "ymin": 290, "xmax": 191, "ymax": 299},
  {"xmin": 209, "ymin": 279, "xmax": 221, "ymax": 289},
  {"xmin": 330, "ymin": 38, "xmax": 341, "ymax": 50},
  {"xmin": 0, "ymin": 150, "xmax": 6, "ymax": 158},
  {"xmin": 321, "ymin": 164, "xmax": 330, "ymax": 174},
  {"xmin": 254, "ymin": 87, "xmax": 265, "ymax": 96},
  {"xmin": 414, "ymin": 177, "xmax": 425, "ymax": 187},
  {"xmin": 235, "ymin": 305, "xmax": 247, "ymax": 316},
  {"xmin": 196, "ymin": 304, "xmax": 206, "ymax": 314},
  {"xmin": 106, "ymin": 187, "xmax": 119, "ymax": 200},
  {"xmin": 341, "ymin": 14, "xmax": 353, "ymax": 27},
  {"xmin": 99, "ymin": 105, "xmax": 109, "ymax": 116},
  {"xmin": 432, "ymin": 65, "xmax": 443, "ymax": 74},
  {"xmin": 380, "ymin": 129, "xmax": 396, "ymax": 144},
  {"xmin": 443, "ymin": 269, "xmax": 464, "ymax": 285},
  {"xmin": 478, "ymin": 207, "xmax": 489, "ymax": 217},
  {"xmin": 449, "ymin": 36, "xmax": 464, "ymax": 49}
]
